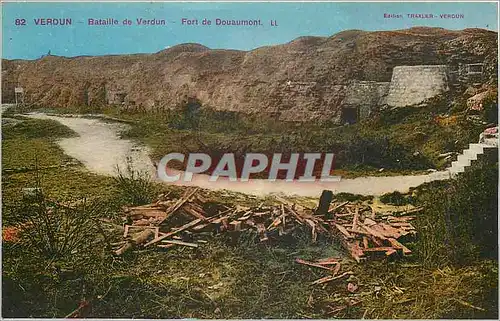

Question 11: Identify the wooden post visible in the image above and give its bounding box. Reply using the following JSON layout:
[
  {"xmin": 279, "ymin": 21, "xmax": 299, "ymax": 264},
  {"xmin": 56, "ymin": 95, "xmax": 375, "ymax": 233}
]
[{"xmin": 316, "ymin": 189, "xmax": 333, "ymax": 216}]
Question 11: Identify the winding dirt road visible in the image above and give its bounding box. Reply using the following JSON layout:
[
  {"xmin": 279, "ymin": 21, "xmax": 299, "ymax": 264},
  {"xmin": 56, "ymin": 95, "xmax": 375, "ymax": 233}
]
[{"xmin": 26, "ymin": 113, "xmax": 442, "ymax": 197}]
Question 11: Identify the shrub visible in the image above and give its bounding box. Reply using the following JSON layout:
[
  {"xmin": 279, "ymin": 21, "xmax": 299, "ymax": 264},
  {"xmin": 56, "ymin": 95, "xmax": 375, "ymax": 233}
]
[
  {"xmin": 482, "ymin": 90, "xmax": 498, "ymax": 124},
  {"xmin": 12, "ymin": 183, "xmax": 105, "ymax": 259},
  {"xmin": 379, "ymin": 191, "xmax": 410, "ymax": 205},
  {"xmin": 333, "ymin": 192, "xmax": 373, "ymax": 202},
  {"xmin": 113, "ymin": 157, "xmax": 156, "ymax": 205}
]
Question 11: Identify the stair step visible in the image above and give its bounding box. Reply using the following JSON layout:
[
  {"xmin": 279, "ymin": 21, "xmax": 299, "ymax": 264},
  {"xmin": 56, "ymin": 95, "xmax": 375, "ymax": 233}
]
[
  {"xmin": 462, "ymin": 149, "xmax": 479, "ymax": 160},
  {"xmin": 457, "ymin": 154, "xmax": 473, "ymax": 165},
  {"xmin": 449, "ymin": 165, "xmax": 465, "ymax": 174},
  {"xmin": 468, "ymin": 143, "xmax": 485, "ymax": 153}
]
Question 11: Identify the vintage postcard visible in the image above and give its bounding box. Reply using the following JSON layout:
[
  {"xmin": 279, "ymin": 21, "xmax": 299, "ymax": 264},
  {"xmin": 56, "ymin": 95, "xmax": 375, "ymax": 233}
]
[{"xmin": 1, "ymin": 1, "xmax": 498, "ymax": 319}]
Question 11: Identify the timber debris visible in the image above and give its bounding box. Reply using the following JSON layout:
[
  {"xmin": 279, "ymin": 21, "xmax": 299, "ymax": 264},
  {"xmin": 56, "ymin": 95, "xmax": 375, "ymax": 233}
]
[{"xmin": 114, "ymin": 187, "xmax": 420, "ymax": 262}]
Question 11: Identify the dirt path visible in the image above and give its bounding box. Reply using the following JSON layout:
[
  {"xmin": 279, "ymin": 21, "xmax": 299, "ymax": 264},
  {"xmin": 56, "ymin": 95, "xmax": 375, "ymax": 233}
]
[
  {"xmin": 26, "ymin": 113, "xmax": 155, "ymax": 178},
  {"xmin": 26, "ymin": 113, "xmax": 441, "ymax": 197}
]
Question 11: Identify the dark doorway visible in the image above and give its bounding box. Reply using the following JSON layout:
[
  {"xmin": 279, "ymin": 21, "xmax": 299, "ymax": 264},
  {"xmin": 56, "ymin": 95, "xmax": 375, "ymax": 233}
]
[{"xmin": 341, "ymin": 107, "xmax": 358, "ymax": 124}]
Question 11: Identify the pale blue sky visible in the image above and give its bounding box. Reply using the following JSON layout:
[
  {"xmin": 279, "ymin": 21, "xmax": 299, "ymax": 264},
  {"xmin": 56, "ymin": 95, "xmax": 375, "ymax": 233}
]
[{"xmin": 2, "ymin": 2, "xmax": 498, "ymax": 59}]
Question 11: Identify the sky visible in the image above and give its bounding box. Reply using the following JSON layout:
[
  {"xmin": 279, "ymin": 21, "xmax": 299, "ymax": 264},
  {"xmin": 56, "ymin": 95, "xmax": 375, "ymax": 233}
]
[{"xmin": 2, "ymin": 2, "xmax": 498, "ymax": 59}]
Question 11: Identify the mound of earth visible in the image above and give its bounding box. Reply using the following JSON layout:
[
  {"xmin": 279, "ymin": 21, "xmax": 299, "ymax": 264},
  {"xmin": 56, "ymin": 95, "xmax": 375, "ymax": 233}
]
[{"xmin": 2, "ymin": 27, "xmax": 497, "ymax": 122}]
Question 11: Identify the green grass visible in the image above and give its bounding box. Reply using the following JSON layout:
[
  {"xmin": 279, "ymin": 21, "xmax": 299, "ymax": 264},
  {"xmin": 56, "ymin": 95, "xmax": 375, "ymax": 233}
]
[
  {"xmin": 2, "ymin": 138, "xmax": 73, "ymax": 169},
  {"xmin": 1, "ymin": 117, "xmax": 117, "ymax": 222},
  {"xmin": 2, "ymin": 117, "xmax": 77, "ymax": 169}
]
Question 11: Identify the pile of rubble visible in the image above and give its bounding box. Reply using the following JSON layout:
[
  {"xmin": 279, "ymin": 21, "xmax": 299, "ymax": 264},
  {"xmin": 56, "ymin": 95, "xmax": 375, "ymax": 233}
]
[{"xmin": 113, "ymin": 187, "xmax": 421, "ymax": 263}]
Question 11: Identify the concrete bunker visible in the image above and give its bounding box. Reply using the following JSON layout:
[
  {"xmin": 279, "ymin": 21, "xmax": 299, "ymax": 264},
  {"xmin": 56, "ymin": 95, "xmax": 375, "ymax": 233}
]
[
  {"xmin": 341, "ymin": 107, "xmax": 358, "ymax": 124},
  {"xmin": 386, "ymin": 65, "xmax": 449, "ymax": 107},
  {"xmin": 342, "ymin": 80, "xmax": 390, "ymax": 121}
]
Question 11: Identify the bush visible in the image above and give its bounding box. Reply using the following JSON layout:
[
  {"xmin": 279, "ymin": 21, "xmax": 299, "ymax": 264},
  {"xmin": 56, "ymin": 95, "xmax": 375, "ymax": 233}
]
[
  {"xmin": 379, "ymin": 191, "xmax": 410, "ymax": 205},
  {"xmin": 11, "ymin": 183, "xmax": 105, "ymax": 259},
  {"xmin": 113, "ymin": 157, "xmax": 156, "ymax": 205},
  {"xmin": 333, "ymin": 192, "xmax": 373, "ymax": 202},
  {"xmin": 415, "ymin": 159, "xmax": 498, "ymax": 267},
  {"xmin": 482, "ymin": 90, "xmax": 498, "ymax": 124}
]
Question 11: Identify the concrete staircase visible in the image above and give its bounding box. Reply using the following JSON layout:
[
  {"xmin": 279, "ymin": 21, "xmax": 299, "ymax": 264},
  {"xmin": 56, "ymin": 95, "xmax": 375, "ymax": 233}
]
[{"xmin": 430, "ymin": 143, "xmax": 498, "ymax": 181}]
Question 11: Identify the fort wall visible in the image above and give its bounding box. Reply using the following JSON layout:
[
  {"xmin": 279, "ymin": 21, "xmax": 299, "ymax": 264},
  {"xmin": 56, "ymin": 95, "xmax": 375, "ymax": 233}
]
[{"xmin": 385, "ymin": 65, "xmax": 449, "ymax": 107}]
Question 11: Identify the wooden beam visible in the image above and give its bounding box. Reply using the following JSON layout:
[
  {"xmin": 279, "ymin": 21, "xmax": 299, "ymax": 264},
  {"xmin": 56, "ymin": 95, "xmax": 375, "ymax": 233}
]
[{"xmin": 143, "ymin": 218, "xmax": 202, "ymax": 247}]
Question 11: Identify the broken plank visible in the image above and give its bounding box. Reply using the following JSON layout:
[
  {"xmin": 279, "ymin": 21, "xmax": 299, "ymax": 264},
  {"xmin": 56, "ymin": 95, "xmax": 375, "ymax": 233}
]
[
  {"xmin": 295, "ymin": 258, "xmax": 336, "ymax": 271},
  {"xmin": 347, "ymin": 241, "xmax": 365, "ymax": 263},
  {"xmin": 311, "ymin": 271, "xmax": 353, "ymax": 285},
  {"xmin": 385, "ymin": 248, "xmax": 397, "ymax": 256},
  {"xmin": 267, "ymin": 217, "xmax": 282, "ymax": 230},
  {"xmin": 209, "ymin": 215, "xmax": 230, "ymax": 224},
  {"xmin": 115, "ymin": 229, "xmax": 154, "ymax": 255},
  {"xmin": 182, "ymin": 203, "xmax": 208, "ymax": 221},
  {"xmin": 237, "ymin": 210, "xmax": 253, "ymax": 221},
  {"xmin": 157, "ymin": 243, "xmax": 176, "ymax": 249},
  {"xmin": 305, "ymin": 219, "xmax": 317, "ymax": 242},
  {"xmin": 329, "ymin": 201, "xmax": 349, "ymax": 213},
  {"xmin": 123, "ymin": 225, "xmax": 130, "ymax": 238},
  {"xmin": 285, "ymin": 206, "xmax": 305, "ymax": 224},
  {"xmin": 230, "ymin": 220, "xmax": 242, "ymax": 232},
  {"xmin": 143, "ymin": 219, "xmax": 202, "ymax": 247},
  {"xmin": 363, "ymin": 218, "xmax": 377, "ymax": 226},
  {"xmin": 334, "ymin": 223, "xmax": 352, "ymax": 238},
  {"xmin": 363, "ymin": 236, "xmax": 369, "ymax": 249},
  {"xmin": 362, "ymin": 246, "xmax": 398, "ymax": 256},
  {"xmin": 389, "ymin": 222, "xmax": 415, "ymax": 228},
  {"xmin": 362, "ymin": 247, "xmax": 396, "ymax": 252},
  {"xmin": 377, "ymin": 223, "xmax": 403, "ymax": 238},
  {"xmin": 191, "ymin": 223, "xmax": 210, "ymax": 231},
  {"xmin": 160, "ymin": 239, "xmax": 199, "ymax": 248},
  {"xmin": 358, "ymin": 223, "xmax": 387, "ymax": 240},
  {"xmin": 127, "ymin": 204, "xmax": 163, "ymax": 210},
  {"xmin": 280, "ymin": 204, "xmax": 286, "ymax": 227},
  {"xmin": 352, "ymin": 207, "xmax": 359, "ymax": 230},
  {"xmin": 387, "ymin": 238, "xmax": 412, "ymax": 255},
  {"xmin": 317, "ymin": 257, "xmax": 341, "ymax": 264},
  {"xmin": 387, "ymin": 216, "xmax": 416, "ymax": 222},
  {"xmin": 156, "ymin": 187, "xmax": 199, "ymax": 225},
  {"xmin": 128, "ymin": 209, "xmax": 168, "ymax": 218},
  {"xmin": 132, "ymin": 219, "xmax": 151, "ymax": 226}
]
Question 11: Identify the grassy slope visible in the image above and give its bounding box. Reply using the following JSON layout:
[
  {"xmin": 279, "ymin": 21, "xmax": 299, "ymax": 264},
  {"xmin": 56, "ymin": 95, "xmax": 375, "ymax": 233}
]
[{"xmin": 2, "ymin": 115, "xmax": 497, "ymax": 319}]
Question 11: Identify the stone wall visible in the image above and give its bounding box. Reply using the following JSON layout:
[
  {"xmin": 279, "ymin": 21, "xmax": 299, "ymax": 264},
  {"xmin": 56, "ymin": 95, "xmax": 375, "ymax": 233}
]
[
  {"xmin": 342, "ymin": 80, "xmax": 390, "ymax": 120},
  {"xmin": 386, "ymin": 65, "xmax": 449, "ymax": 107}
]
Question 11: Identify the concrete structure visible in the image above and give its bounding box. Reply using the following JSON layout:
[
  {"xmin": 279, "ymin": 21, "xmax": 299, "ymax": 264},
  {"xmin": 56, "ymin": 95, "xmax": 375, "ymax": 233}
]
[
  {"xmin": 342, "ymin": 80, "xmax": 390, "ymax": 121},
  {"xmin": 339, "ymin": 63, "xmax": 484, "ymax": 123},
  {"xmin": 385, "ymin": 65, "xmax": 449, "ymax": 108}
]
